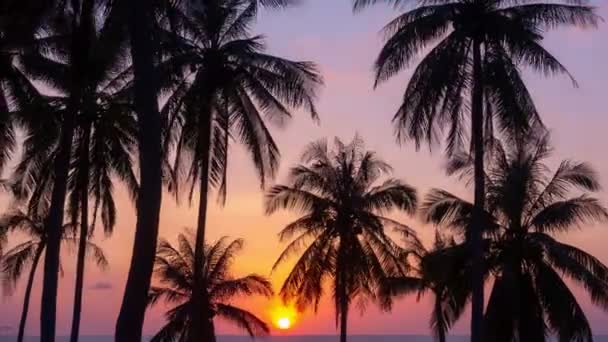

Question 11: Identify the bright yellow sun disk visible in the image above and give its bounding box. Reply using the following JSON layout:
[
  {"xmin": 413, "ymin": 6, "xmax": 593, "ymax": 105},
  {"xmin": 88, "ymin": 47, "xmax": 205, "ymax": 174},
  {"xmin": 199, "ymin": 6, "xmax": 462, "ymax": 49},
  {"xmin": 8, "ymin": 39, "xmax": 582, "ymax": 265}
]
[
  {"xmin": 277, "ymin": 317, "xmax": 291, "ymax": 330},
  {"xmin": 270, "ymin": 301, "xmax": 297, "ymax": 330}
]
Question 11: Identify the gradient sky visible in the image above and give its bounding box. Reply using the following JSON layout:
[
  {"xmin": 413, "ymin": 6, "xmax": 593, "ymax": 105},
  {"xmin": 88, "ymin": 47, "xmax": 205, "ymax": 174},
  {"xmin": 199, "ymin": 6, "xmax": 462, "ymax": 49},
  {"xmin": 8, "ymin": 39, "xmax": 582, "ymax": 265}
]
[{"xmin": 1, "ymin": 0, "xmax": 608, "ymax": 337}]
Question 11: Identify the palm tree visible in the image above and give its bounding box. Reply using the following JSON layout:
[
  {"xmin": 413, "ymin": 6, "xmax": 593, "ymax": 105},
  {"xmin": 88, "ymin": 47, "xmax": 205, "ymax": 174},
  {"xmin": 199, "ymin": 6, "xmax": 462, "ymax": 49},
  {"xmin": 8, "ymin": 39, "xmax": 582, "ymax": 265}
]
[
  {"xmin": 267, "ymin": 136, "xmax": 422, "ymax": 342},
  {"xmin": 160, "ymin": 1, "xmax": 321, "ymax": 339},
  {"xmin": 25, "ymin": 1, "xmax": 100, "ymax": 339},
  {"xmin": 148, "ymin": 232, "xmax": 273, "ymax": 342},
  {"xmin": 351, "ymin": 1, "xmax": 599, "ymax": 340},
  {"xmin": 12, "ymin": 6, "xmax": 137, "ymax": 341},
  {"xmin": 0, "ymin": 203, "xmax": 107, "ymax": 342},
  {"xmin": 115, "ymin": 1, "xmax": 301, "ymax": 339},
  {"xmin": 423, "ymin": 133, "xmax": 608, "ymax": 341},
  {"xmin": 381, "ymin": 231, "xmax": 470, "ymax": 342},
  {"xmin": 110, "ymin": 0, "xmax": 165, "ymax": 338}
]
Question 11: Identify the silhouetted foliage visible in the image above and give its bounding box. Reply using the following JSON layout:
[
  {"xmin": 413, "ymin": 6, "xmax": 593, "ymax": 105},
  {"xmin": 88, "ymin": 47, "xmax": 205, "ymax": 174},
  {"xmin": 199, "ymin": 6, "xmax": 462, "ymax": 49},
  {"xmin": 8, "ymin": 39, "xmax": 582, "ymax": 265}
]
[
  {"xmin": 148, "ymin": 232, "xmax": 273, "ymax": 342},
  {"xmin": 268, "ymin": 136, "xmax": 423, "ymax": 342},
  {"xmin": 159, "ymin": 1, "xmax": 321, "ymax": 339},
  {"xmin": 352, "ymin": 1, "xmax": 600, "ymax": 340},
  {"xmin": 0, "ymin": 201, "xmax": 107, "ymax": 342},
  {"xmin": 381, "ymin": 231, "xmax": 470, "ymax": 342},
  {"xmin": 423, "ymin": 134, "xmax": 608, "ymax": 342},
  {"xmin": 6, "ymin": 8, "xmax": 138, "ymax": 341},
  {"xmin": 0, "ymin": 1, "xmax": 605, "ymax": 341}
]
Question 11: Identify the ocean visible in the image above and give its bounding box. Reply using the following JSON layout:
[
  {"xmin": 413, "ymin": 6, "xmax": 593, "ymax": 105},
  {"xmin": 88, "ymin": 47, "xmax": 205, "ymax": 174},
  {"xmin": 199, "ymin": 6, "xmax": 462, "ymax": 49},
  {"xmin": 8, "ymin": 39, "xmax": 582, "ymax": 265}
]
[
  {"xmin": 2, "ymin": 336, "xmax": 608, "ymax": 342},
  {"xmin": 0, "ymin": 337, "xmax": 467, "ymax": 342}
]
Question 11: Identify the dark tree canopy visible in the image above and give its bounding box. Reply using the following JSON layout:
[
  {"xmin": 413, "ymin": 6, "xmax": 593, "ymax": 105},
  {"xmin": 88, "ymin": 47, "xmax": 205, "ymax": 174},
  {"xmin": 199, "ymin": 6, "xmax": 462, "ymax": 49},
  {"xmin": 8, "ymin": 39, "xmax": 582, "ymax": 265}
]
[
  {"xmin": 423, "ymin": 134, "xmax": 608, "ymax": 341},
  {"xmin": 148, "ymin": 232, "xmax": 273, "ymax": 341},
  {"xmin": 267, "ymin": 136, "xmax": 423, "ymax": 335}
]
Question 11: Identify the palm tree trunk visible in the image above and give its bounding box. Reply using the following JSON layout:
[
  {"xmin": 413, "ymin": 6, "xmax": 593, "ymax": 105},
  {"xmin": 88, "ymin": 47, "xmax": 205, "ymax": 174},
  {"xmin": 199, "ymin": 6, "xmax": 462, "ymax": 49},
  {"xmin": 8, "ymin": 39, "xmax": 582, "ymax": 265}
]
[
  {"xmin": 339, "ymin": 297, "xmax": 348, "ymax": 342},
  {"xmin": 470, "ymin": 38, "xmax": 485, "ymax": 342},
  {"xmin": 69, "ymin": 124, "xmax": 91, "ymax": 342},
  {"xmin": 17, "ymin": 244, "xmax": 44, "ymax": 342},
  {"xmin": 40, "ymin": 1, "xmax": 93, "ymax": 339},
  {"xmin": 114, "ymin": 0, "xmax": 163, "ymax": 340},
  {"xmin": 204, "ymin": 318, "xmax": 217, "ymax": 342},
  {"xmin": 434, "ymin": 296, "xmax": 446, "ymax": 342},
  {"xmin": 337, "ymin": 236, "xmax": 349, "ymax": 342},
  {"xmin": 190, "ymin": 98, "xmax": 214, "ymax": 342},
  {"xmin": 40, "ymin": 101, "xmax": 75, "ymax": 342}
]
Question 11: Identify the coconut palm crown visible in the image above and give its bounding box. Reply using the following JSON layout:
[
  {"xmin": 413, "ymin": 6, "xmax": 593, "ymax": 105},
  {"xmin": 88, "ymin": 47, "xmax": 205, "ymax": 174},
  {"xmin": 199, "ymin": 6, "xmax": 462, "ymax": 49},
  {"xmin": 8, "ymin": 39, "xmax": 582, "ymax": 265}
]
[
  {"xmin": 148, "ymin": 232, "xmax": 273, "ymax": 342},
  {"xmin": 422, "ymin": 134, "xmax": 608, "ymax": 341},
  {"xmin": 267, "ymin": 136, "xmax": 423, "ymax": 342}
]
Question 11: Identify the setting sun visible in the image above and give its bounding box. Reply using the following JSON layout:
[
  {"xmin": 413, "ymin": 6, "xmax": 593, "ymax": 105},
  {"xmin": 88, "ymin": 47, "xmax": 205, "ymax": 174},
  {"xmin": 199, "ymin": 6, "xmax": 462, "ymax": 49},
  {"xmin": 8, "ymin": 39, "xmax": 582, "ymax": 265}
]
[
  {"xmin": 269, "ymin": 300, "xmax": 298, "ymax": 331},
  {"xmin": 276, "ymin": 317, "xmax": 292, "ymax": 330}
]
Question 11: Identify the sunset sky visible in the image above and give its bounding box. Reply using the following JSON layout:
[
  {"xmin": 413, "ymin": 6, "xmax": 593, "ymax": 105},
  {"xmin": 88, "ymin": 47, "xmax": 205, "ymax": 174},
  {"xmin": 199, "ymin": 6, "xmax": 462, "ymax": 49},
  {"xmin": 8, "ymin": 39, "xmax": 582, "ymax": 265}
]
[{"xmin": 1, "ymin": 0, "xmax": 608, "ymax": 337}]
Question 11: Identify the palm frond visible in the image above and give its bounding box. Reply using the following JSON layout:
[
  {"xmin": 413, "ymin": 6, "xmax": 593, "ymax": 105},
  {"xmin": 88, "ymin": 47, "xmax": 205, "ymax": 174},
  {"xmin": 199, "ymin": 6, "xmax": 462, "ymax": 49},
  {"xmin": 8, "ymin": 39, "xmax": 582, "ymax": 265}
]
[
  {"xmin": 148, "ymin": 286, "xmax": 188, "ymax": 306},
  {"xmin": 534, "ymin": 261, "xmax": 593, "ymax": 342},
  {"xmin": 532, "ymin": 233, "xmax": 608, "ymax": 310},
  {"xmin": 215, "ymin": 303, "xmax": 270, "ymax": 337},
  {"xmin": 499, "ymin": 3, "xmax": 600, "ymax": 30},
  {"xmin": 210, "ymin": 274, "xmax": 273, "ymax": 302},
  {"xmin": 530, "ymin": 196, "xmax": 608, "ymax": 233},
  {"xmin": 0, "ymin": 241, "xmax": 39, "ymax": 294},
  {"xmin": 363, "ymin": 178, "xmax": 417, "ymax": 214},
  {"xmin": 374, "ymin": 4, "xmax": 457, "ymax": 85},
  {"xmin": 265, "ymin": 185, "xmax": 331, "ymax": 215}
]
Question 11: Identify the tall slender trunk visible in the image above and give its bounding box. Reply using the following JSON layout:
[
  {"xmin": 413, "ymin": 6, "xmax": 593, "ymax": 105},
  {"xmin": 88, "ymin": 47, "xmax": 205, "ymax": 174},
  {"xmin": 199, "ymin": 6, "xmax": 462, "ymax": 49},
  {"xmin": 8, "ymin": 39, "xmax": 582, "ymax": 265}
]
[
  {"xmin": 40, "ymin": 0, "xmax": 94, "ymax": 337},
  {"xmin": 339, "ymin": 296, "xmax": 348, "ymax": 342},
  {"xmin": 114, "ymin": 0, "xmax": 163, "ymax": 339},
  {"xmin": 190, "ymin": 96, "xmax": 214, "ymax": 342},
  {"xmin": 470, "ymin": 38, "xmax": 485, "ymax": 342},
  {"xmin": 338, "ymin": 268, "xmax": 348, "ymax": 342},
  {"xmin": 337, "ymin": 234, "xmax": 349, "ymax": 342},
  {"xmin": 69, "ymin": 124, "xmax": 91, "ymax": 342},
  {"xmin": 434, "ymin": 295, "xmax": 446, "ymax": 342},
  {"xmin": 203, "ymin": 318, "xmax": 217, "ymax": 342},
  {"xmin": 40, "ymin": 102, "xmax": 75, "ymax": 342},
  {"xmin": 16, "ymin": 244, "xmax": 44, "ymax": 342}
]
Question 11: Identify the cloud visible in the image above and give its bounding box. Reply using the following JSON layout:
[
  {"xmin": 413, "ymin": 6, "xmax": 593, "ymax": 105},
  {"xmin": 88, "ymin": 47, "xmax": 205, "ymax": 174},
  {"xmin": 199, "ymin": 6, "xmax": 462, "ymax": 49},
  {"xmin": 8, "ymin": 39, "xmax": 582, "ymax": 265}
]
[{"xmin": 89, "ymin": 281, "xmax": 113, "ymax": 291}]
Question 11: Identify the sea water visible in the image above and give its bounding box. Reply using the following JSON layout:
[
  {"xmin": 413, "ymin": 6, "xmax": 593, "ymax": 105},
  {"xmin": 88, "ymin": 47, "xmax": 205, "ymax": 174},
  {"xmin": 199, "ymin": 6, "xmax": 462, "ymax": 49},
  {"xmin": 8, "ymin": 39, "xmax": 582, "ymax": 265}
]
[{"xmin": 2, "ymin": 336, "xmax": 608, "ymax": 342}]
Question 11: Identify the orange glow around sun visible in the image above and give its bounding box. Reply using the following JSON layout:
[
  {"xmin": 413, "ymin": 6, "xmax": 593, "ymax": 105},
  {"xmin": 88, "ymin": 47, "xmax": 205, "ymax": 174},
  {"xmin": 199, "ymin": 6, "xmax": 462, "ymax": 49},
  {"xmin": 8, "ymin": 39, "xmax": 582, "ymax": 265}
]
[{"xmin": 269, "ymin": 301, "xmax": 298, "ymax": 330}]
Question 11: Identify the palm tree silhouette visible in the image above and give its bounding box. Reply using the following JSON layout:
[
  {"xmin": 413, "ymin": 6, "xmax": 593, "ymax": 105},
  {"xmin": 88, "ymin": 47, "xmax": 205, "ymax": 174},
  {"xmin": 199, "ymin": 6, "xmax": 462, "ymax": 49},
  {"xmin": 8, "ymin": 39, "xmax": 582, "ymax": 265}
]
[
  {"xmin": 148, "ymin": 232, "xmax": 273, "ymax": 342},
  {"xmin": 0, "ymin": 203, "xmax": 107, "ymax": 342},
  {"xmin": 382, "ymin": 231, "xmax": 469, "ymax": 342},
  {"xmin": 351, "ymin": 1, "xmax": 600, "ymax": 339},
  {"xmin": 12, "ymin": 8, "xmax": 137, "ymax": 341},
  {"xmin": 423, "ymin": 133, "xmax": 608, "ymax": 341},
  {"xmin": 267, "ymin": 136, "xmax": 423, "ymax": 342},
  {"xmin": 107, "ymin": 0, "xmax": 165, "ymax": 338},
  {"xmin": 160, "ymin": 1, "xmax": 321, "ymax": 339},
  {"xmin": 17, "ymin": 1, "xmax": 102, "ymax": 339},
  {"xmin": 113, "ymin": 1, "xmax": 309, "ymax": 339}
]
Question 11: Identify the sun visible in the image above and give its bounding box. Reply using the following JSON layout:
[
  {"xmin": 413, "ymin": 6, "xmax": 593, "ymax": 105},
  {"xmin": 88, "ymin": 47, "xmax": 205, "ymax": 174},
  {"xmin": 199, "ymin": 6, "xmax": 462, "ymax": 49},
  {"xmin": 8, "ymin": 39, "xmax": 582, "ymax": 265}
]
[
  {"xmin": 269, "ymin": 300, "xmax": 298, "ymax": 331},
  {"xmin": 276, "ymin": 317, "xmax": 292, "ymax": 330}
]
